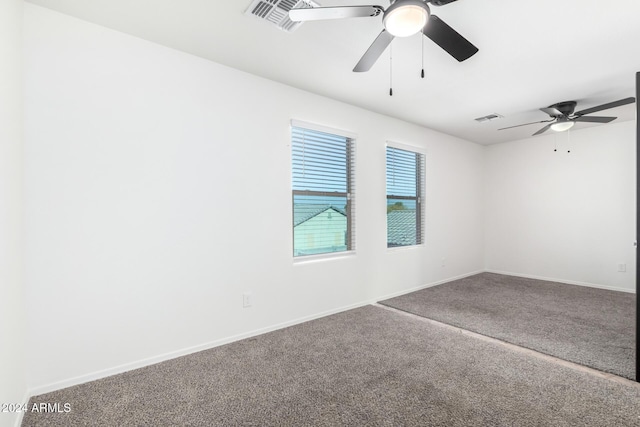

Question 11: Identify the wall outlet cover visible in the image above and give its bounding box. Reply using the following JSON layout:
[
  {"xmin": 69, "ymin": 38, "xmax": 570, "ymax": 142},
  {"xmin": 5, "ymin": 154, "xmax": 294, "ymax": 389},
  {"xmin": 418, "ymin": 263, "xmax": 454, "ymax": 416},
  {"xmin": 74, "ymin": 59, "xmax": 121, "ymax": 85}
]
[{"xmin": 243, "ymin": 292, "xmax": 253, "ymax": 307}]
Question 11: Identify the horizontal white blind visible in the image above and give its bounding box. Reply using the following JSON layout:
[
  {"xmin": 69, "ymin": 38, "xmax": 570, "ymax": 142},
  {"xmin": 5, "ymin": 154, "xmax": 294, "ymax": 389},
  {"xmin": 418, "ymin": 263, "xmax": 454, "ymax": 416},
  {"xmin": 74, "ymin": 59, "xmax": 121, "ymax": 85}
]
[
  {"xmin": 292, "ymin": 126, "xmax": 355, "ymax": 257},
  {"xmin": 387, "ymin": 147, "xmax": 418, "ymax": 197},
  {"xmin": 386, "ymin": 145, "xmax": 424, "ymax": 247},
  {"xmin": 292, "ymin": 128, "xmax": 349, "ymax": 193}
]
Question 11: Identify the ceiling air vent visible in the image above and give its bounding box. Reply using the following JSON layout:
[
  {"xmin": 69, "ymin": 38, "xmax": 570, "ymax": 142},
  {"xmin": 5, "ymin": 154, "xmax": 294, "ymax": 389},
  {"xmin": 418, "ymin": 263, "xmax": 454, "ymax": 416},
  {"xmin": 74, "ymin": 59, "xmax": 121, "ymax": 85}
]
[
  {"xmin": 474, "ymin": 113, "xmax": 504, "ymax": 123},
  {"xmin": 245, "ymin": 0, "xmax": 319, "ymax": 32}
]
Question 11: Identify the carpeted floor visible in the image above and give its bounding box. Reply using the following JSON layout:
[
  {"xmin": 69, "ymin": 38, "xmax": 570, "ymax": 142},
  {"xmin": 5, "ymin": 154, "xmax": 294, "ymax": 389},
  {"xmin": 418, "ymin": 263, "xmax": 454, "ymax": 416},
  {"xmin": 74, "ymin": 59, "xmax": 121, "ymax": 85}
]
[
  {"xmin": 23, "ymin": 305, "xmax": 640, "ymax": 426},
  {"xmin": 380, "ymin": 272, "xmax": 636, "ymax": 380}
]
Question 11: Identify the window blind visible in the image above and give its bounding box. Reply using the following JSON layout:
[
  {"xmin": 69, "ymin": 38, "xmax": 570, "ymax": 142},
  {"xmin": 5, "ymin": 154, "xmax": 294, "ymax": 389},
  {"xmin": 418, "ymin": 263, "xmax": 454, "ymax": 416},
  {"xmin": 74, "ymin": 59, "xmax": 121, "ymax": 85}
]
[
  {"xmin": 386, "ymin": 145, "xmax": 425, "ymax": 247},
  {"xmin": 292, "ymin": 125, "xmax": 355, "ymax": 257}
]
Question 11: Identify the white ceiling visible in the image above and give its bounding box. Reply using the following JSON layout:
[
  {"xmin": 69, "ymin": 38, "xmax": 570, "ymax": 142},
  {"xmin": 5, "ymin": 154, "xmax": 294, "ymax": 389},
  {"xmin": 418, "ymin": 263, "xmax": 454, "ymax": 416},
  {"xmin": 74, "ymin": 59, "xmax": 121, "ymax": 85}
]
[{"xmin": 26, "ymin": 0, "xmax": 640, "ymax": 145}]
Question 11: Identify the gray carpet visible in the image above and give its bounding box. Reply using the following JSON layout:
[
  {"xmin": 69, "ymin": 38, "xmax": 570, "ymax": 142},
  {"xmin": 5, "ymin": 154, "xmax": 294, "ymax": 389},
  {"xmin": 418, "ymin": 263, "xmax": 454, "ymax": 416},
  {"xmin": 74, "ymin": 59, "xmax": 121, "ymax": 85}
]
[
  {"xmin": 380, "ymin": 272, "xmax": 636, "ymax": 380},
  {"xmin": 23, "ymin": 305, "xmax": 640, "ymax": 426}
]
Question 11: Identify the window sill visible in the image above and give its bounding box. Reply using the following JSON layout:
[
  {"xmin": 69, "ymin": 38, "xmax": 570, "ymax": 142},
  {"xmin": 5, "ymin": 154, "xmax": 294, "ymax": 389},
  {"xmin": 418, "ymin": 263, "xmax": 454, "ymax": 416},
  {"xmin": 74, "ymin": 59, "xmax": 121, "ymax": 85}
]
[
  {"xmin": 386, "ymin": 244, "xmax": 425, "ymax": 253},
  {"xmin": 293, "ymin": 250, "xmax": 356, "ymax": 265}
]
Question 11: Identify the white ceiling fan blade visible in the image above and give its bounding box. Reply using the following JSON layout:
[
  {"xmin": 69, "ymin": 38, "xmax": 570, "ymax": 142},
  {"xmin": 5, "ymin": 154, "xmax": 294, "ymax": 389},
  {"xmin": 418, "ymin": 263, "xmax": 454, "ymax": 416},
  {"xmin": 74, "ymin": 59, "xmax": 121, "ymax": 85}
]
[
  {"xmin": 289, "ymin": 5, "xmax": 383, "ymax": 22},
  {"xmin": 497, "ymin": 120, "xmax": 552, "ymax": 131},
  {"xmin": 353, "ymin": 30, "xmax": 394, "ymax": 72},
  {"xmin": 532, "ymin": 123, "xmax": 553, "ymax": 136}
]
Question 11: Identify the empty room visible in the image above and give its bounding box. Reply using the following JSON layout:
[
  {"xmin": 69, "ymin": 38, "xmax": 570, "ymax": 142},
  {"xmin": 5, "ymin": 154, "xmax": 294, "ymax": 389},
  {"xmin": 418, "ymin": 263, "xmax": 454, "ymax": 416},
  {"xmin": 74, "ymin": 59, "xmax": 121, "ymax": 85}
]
[{"xmin": 2, "ymin": 0, "xmax": 640, "ymax": 426}]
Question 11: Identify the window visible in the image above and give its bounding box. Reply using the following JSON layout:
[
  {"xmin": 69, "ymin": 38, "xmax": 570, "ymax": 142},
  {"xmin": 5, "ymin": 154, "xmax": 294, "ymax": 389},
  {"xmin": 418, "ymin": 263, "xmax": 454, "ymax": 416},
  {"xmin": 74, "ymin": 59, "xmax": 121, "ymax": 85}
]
[
  {"xmin": 291, "ymin": 122, "xmax": 355, "ymax": 257},
  {"xmin": 386, "ymin": 144, "xmax": 425, "ymax": 247}
]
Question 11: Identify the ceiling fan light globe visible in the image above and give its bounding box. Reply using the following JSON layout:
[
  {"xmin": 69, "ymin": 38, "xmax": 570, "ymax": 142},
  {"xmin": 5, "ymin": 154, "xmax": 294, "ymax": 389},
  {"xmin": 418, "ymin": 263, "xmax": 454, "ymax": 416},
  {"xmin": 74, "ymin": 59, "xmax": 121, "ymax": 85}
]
[
  {"xmin": 383, "ymin": 2, "xmax": 429, "ymax": 37},
  {"xmin": 550, "ymin": 121, "xmax": 575, "ymax": 132}
]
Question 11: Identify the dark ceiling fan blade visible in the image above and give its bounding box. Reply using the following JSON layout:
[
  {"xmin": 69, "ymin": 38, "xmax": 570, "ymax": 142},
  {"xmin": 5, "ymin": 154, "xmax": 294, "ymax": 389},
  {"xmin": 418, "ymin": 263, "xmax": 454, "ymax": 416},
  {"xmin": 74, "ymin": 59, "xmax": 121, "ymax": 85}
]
[
  {"xmin": 422, "ymin": 15, "xmax": 478, "ymax": 62},
  {"xmin": 353, "ymin": 30, "xmax": 394, "ymax": 72},
  {"xmin": 574, "ymin": 97, "xmax": 636, "ymax": 117},
  {"xmin": 289, "ymin": 5, "xmax": 383, "ymax": 22},
  {"xmin": 532, "ymin": 123, "xmax": 553, "ymax": 136},
  {"xmin": 573, "ymin": 115, "xmax": 617, "ymax": 123},
  {"xmin": 430, "ymin": 0, "xmax": 459, "ymax": 5},
  {"xmin": 498, "ymin": 120, "xmax": 552, "ymax": 131},
  {"xmin": 540, "ymin": 107, "xmax": 563, "ymax": 116}
]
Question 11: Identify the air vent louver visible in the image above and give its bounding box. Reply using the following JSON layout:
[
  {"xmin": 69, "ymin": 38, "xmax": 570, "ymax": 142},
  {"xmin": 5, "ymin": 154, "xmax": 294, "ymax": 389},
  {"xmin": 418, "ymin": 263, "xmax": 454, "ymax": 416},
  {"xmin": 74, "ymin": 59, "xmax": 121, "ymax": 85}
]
[
  {"xmin": 245, "ymin": 0, "xmax": 319, "ymax": 33},
  {"xmin": 278, "ymin": 0, "xmax": 299, "ymax": 12},
  {"xmin": 475, "ymin": 113, "xmax": 504, "ymax": 123},
  {"xmin": 251, "ymin": 1, "xmax": 276, "ymax": 19}
]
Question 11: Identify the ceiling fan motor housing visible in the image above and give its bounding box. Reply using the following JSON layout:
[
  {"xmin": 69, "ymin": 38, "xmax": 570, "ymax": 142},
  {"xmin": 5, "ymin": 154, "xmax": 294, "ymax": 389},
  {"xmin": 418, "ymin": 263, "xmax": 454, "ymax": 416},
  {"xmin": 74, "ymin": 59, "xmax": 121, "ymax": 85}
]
[{"xmin": 549, "ymin": 101, "xmax": 577, "ymax": 117}]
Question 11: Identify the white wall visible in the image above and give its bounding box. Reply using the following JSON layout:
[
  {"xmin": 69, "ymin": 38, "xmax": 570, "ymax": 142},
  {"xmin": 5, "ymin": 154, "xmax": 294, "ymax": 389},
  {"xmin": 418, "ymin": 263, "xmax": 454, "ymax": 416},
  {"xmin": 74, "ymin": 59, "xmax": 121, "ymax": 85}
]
[
  {"xmin": 485, "ymin": 121, "xmax": 636, "ymax": 292},
  {"xmin": 0, "ymin": 0, "xmax": 27, "ymax": 427},
  {"xmin": 23, "ymin": 4, "xmax": 484, "ymax": 393}
]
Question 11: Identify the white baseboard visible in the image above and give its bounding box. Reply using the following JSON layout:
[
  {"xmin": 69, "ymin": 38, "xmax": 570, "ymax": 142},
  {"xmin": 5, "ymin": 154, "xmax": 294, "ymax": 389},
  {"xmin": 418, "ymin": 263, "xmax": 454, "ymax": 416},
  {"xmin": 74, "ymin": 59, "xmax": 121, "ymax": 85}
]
[
  {"xmin": 27, "ymin": 299, "xmax": 373, "ymax": 398},
  {"xmin": 11, "ymin": 390, "xmax": 30, "ymax": 427},
  {"xmin": 28, "ymin": 269, "xmax": 629, "ymax": 399},
  {"xmin": 484, "ymin": 269, "xmax": 636, "ymax": 294},
  {"xmin": 27, "ymin": 270, "xmax": 486, "ymax": 398},
  {"xmin": 375, "ymin": 270, "xmax": 485, "ymax": 302}
]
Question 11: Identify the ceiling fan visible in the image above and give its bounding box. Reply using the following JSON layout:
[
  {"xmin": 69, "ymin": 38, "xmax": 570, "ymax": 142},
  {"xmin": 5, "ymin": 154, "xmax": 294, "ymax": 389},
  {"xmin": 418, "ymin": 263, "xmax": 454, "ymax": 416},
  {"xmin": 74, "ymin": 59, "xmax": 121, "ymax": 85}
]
[
  {"xmin": 498, "ymin": 97, "xmax": 637, "ymax": 136},
  {"xmin": 289, "ymin": 0, "xmax": 478, "ymax": 72}
]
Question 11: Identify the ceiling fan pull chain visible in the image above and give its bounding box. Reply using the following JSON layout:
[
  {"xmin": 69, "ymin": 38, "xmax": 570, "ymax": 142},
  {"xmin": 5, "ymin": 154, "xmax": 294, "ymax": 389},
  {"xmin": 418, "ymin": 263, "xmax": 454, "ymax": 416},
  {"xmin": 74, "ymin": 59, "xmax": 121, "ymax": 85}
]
[
  {"xmin": 389, "ymin": 42, "xmax": 393, "ymax": 96},
  {"xmin": 554, "ymin": 133, "xmax": 557, "ymax": 152},
  {"xmin": 567, "ymin": 129, "xmax": 571, "ymax": 153},
  {"xmin": 421, "ymin": 35, "xmax": 425, "ymax": 79}
]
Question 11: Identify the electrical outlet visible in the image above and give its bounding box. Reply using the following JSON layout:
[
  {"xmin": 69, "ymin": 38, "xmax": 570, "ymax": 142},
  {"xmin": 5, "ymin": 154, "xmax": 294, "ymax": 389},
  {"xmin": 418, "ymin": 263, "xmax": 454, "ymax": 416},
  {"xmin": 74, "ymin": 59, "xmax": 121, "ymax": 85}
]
[
  {"xmin": 243, "ymin": 292, "xmax": 252, "ymax": 308},
  {"xmin": 617, "ymin": 263, "xmax": 627, "ymax": 273},
  {"xmin": 441, "ymin": 257, "xmax": 446, "ymax": 267}
]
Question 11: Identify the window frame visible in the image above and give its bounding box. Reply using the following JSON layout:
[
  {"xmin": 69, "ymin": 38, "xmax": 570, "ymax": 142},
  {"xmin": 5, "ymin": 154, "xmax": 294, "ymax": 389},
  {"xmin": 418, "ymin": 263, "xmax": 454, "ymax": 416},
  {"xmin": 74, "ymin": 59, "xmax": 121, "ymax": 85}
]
[
  {"xmin": 290, "ymin": 120, "xmax": 356, "ymax": 259},
  {"xmin": 385, "ymin": 141, "xmax": 426, "ymax": 249}
]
